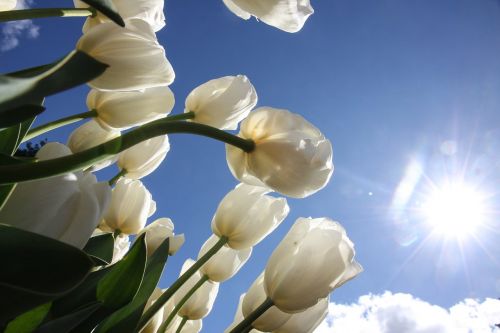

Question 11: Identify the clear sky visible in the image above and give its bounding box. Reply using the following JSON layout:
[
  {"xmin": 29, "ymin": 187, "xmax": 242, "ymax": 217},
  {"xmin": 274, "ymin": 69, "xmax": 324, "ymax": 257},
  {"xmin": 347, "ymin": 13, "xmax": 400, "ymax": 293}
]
[{"xmin": 1, "ymin": 0, "xmax": 499, "ymax": 332}]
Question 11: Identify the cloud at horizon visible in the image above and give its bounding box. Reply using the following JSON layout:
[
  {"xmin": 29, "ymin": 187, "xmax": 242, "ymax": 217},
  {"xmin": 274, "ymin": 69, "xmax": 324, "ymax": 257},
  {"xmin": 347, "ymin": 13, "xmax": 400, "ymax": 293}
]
[
  {"xmin": 1, "ymin": 0, "xmax": 39, "ymax": 52},
  {"xmin": 315, "ymin": 292, "xmax": 500, "ymax": 333}
]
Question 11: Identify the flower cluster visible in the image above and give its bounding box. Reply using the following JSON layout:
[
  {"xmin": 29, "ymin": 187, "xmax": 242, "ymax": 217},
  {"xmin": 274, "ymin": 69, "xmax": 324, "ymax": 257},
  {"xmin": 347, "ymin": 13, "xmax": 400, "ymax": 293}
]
[{"xmin": 0, "ymin": 1, "xmax": 361, "ymax": 332}]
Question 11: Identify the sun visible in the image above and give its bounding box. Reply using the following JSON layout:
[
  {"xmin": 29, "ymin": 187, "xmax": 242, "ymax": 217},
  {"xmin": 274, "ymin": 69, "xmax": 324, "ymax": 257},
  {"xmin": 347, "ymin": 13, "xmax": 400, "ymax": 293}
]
[{"xmin": 421, "ymin": 182, "xmax": 486, "ymax": 238}]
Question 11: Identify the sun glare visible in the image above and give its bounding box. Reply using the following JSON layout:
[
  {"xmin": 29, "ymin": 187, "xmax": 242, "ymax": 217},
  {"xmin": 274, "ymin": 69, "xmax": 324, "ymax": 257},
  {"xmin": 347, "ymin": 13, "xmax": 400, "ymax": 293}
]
[{"xmin": 422, "ymin": 183, "xmax": 486, "ymax": 237}]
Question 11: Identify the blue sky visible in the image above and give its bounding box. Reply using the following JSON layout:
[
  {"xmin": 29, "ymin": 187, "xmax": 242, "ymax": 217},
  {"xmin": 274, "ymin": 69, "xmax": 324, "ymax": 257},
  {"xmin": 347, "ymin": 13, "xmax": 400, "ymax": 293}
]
[{"xmin": 1, "ymin": 0, "xmax": 499, "ymax": 332}]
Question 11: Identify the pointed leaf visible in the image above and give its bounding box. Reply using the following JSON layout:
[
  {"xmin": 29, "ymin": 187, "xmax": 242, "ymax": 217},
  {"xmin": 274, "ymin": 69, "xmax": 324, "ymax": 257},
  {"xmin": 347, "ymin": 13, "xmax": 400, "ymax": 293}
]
[
  {"xmin": 36, "ymin": 302, "xmax": 101, "ymax": 333},
  {"xmin": 81, "ymin": 0, "xmax": 125, "ymax": 27},
  {"xmin": 83, "ymin": 233, "xmax": 115, "ymax": 265},
  {"xmin": 0, "ymin": 104, "xmax": 44, "ymax": 130},
  {"xmin": 4, "ymin": 303, "xmax": 51, "ymax": 333}
]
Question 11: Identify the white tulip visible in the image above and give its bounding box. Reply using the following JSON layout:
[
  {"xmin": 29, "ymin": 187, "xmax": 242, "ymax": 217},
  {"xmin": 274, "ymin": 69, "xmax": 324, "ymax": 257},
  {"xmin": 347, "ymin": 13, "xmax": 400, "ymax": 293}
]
[
  {"xmin": 75, "ymin": 0, "xmax": 166, "ymax": 32},
  {"xmin": 224, "ymin": 294, "xmax": 263, "ymax": 333},
  {"xmin": 222, "ymin": 0, "xmax": 314, "ymax": 33},
  {"xmin": 0, "ymin": 0, "xmax": 16, "ymax": 11},
  {"xmin": 67, "ymin": 119, "xmax": 120, "ymax": 171},
  {"xmin": 198, "ymin": 235, "xmax": 252, "ymax": 282},
  {"xmin": 87, "ymin": 86, "xmax": 175, "ymax": 131},
  {"xmin": 0, "ymin": 143, "xmax": 110, "ymax": 249},
  {"xmin": 77, "ymin": 19, "xmax": 175, "ymax": 91},
  {"xmin": 101, "ymin": 178, "xmax": 156, "ymax": 234},
  {"xmin": 175, "ymin": 259, "xmax": 220, "ymax": 320},
  {"xmin": 226, "ymin": 107, "xmax": 333, "ymax": 198},
  {"xmin": 264, "ymin": 217, "xmax": 362, "ymax": 313},
  {"xmin": 211, "ymin": 183, "xmax": 289, "ymax": 250},
  {"xmin": 274, "ymin": 297, "xmax": 329, "ymax": 333},
  {"xmin": 185, "ymin": 75, "xmax": 257, "ymax": 130},
  {"xmin": 242, "ymin": 273, "xmax": 291, "ymax": 331},
  {"xmin": 141, "ymin": 288, "xmax": 164, "ymax": 333},
  {"xmin": 166, "ymin": 316, "xmax": 202, "ymax": 333},
  {"xmin": 117, "ymin": 135, "xmax": 169, "ymax": 180},
  {"xmin": 138, "ymin": 218, "xmax": 185, "ymax": 256}
]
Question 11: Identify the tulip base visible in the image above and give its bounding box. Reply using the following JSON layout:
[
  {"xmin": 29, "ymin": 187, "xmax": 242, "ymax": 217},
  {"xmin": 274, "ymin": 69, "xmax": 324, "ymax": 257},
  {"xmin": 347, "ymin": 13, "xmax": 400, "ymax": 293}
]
[{"xmin": 228, "ymin": 298, "xmax": 274, "ymax": 333}]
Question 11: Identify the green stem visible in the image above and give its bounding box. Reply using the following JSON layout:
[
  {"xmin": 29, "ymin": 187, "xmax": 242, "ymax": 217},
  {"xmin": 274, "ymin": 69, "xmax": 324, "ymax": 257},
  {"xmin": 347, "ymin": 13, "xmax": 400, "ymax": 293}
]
[
  {"xmin": 165, "ymin": 111, "xmax": 195, "ymax": 122},
  {"xmin": 228, "ymin": 298, "xmax": 274, "ymax": 333},
  {"xmin": 241, "ymin": 326, "xmax": 253, "ymax": 333},
  {"xmin": 23, "ymin": 110, "xmax": 97, "ymax": 143},
  {"xmin": 0, "ymin": 8, "xmax": 96, "ymax": 23},
  {"xmin": 138, "ymin": 236, "xmax": 228, "ymax": 331},
  {"xmin": 174, "ymin": 317, "xmax": 188, "ymax": 333},
  {"xmin": 108, "ymin": 169, "xmax": 126, "ymax": 186},
  {"xmin": 0, "ymin": 120, "xmax": 254, "ymax": 185},
  {"xmin": 158, "ymin": 275, "xmax": 209, "ymax": 333}
]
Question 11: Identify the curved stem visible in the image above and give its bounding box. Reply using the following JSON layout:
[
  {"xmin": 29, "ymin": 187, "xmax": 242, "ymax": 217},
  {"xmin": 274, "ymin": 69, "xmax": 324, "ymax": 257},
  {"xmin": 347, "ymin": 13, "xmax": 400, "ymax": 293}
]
[
  {"xmin": 138, "ymin": 236, "xmax": 228, "ymax": 332},
  {"xmin": 23, "ymin": 110, "xmax": 97, "ymax": 143},
  {"xmin": 228, "ymin": 298, "xmax": 274, "ymax": 333},
  {"xmin": 174, "ymin": 317, "xmax": 188, "ymax": 333},
  {"xmin": 108, "ymin": 169, "xmax": 126, "ymax": 186},
  {"xmin": 158, "ymin": 275, "xmax": 209, "ymax": 333},
  {"xmin": 0, "ymin": 120, "xmax": 254, "ymax": 185},
  {"xmin": 0, "ymin": 8, "xmax": 96, "ymax": 23}
]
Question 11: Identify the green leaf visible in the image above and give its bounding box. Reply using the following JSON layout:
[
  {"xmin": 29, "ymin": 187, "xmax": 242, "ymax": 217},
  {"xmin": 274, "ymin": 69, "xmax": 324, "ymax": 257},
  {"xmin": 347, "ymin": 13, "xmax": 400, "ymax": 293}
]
[
  {"xmin": 81, "ymin": 0, "xmax": 125, "ymax": 27},
  {"xmin": 0, "ymin": 225, "xmax": 94, "ymax": 326},
  {"xmin": 83, "ymin": 233, "xmax": 115, "ymax": 265},
  {"xmin": 0, "ymin": 104, "xmax": 44, "ymax": 130},
  {"xmin": 95, "ymin": 238, "xmax": 170, "ymax": 333},
  {"xmin": 0, "ymin": 183, "xmax": 16, "ymax": 211},
  {"xmin": 0, "ymin": 50, "xmax": 107, "ymax": 125},
  {"xmin": 35, "ymin": 302, "xmax": 101, "ymax": 333},
  {"xmin": 4, "ymin": 303, "xmax": 51, "ymax": 333},
  {"xmin": 96, "ymin": 234, "xmax": 147, "ymax": 309}
]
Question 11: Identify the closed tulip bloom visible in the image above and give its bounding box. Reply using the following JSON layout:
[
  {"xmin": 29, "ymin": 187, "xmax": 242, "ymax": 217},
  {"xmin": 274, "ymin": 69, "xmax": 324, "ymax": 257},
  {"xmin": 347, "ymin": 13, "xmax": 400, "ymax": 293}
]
[
  {"xmin": 138, "ymin": 217, "xmax": 185, "ymax": 256},
  {"xmin": 226, "ymin": 107, "xmax": 333, "ymax": 198},
  {"xmin": 117, "ymin": 135, "xmax": 169, "ymax": 179},
  {"xmin": 222, "ymin": 0, "xmax": 314, "ymax": 33},
  {"xmin": 274, "ymin": 297, "xmax": 329, "ymax": 333},
  {"xmin": 101, "ymin": 178, "xmax": 156, "ymax": 234},
  {"xmin": 175, "ymin": 259, "xmax": 220, "ymax": 320},
  {"xmin": 198, "ymin": 235, "xmax": 252, "ymax": 282},
  {"xmin": 0, "ymin": 143, "xmax": 110, "ymax": 248},
  {"xmin": 77, "ymin": 19, "xmax": 175, "ymax": 91},
  {"xmin": 166, "ymin": 317, "xmax": 202, "ymax": 333},
  {"xmin": 0, "ymin": 0, "xmax": 16, "ymax": 11},
  {"xmin": 242, "ymin": 273, "xmax": 291, "ymax": 331},
  {"xmin": 211, "ymin": 183, "xmax": 289, "ymax": 250},
  {"xmin": 141, "ymin": 288, "xmax": 164, "ymax": 333},
  {"xmin": 185, "ymin": 75, "xmax": 257, "ymax": 130},
  {"xmin": 264, "ymin": 217, "xmax": 362, "ymax": 313},
  {"xmin": 75, "ymin": 0, "xmax": 166, "ymax": 32},
  {"xmin": 87, "ymin": 86, "xmax": 175, "ymax": 131}
]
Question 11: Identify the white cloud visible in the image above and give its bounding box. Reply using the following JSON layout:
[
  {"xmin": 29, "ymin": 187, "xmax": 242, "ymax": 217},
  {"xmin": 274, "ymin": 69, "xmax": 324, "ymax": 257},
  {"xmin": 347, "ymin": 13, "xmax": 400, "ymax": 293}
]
[
  {"xmin": 315, "ymin": 292, "xmax": 500, "ymax": 333},
  {"xmin": 1, "ymin": 0, "xmax": 39, "ymax": 52}
]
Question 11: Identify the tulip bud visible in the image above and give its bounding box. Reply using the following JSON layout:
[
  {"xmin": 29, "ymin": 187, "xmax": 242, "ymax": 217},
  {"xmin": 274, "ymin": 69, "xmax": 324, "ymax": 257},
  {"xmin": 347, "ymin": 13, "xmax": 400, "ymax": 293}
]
[
  {"xmin": 185, "ymin": 75, "xmax": 257, "ymax": 130},
  {"xmin": 211, "ymin": 183, "xmax": 289, "ymax": 250},
  {"xmin": 87, "ymin": 86, "xmax": 175, "ymax": 130},
  {"xmin": 175, "ymin": 259, "xmax": 220, "ymax": 320},
  {"xmin": 118, "ymin": 135, "xmax": 169, "ymax": 180},
  {"xmin": 141, "ymin": 288, "xmax": 164, "ymax": 333},
  {"xmin": 0, "ymin": 143, "xmax": 111, "ymax": 248},
  {"xmin": 198, "ymin": 235, "xmax": 252, "ymax": 282},
  {"xmin": 75, "ymin": 0, "xmax": 166, "ymax": 33},
  {"xmin": 224, "ymin": 294, "xmax": 263, "ymax": 333},
  {"xmin": 101, "ymin": 178, "xmax": 156, "ymax": 234},
  {"xmin": 67, "ymin": 119, "xmax": 120, "ymax": 171},
  {"xmin": 77, "ymin": 19, "xmax": 175, "ymax": 91},
  {"xmin": 226, "ymin": 107, "xmax": 333, "ymax": 198},
  {"xmin": 274, "ymin": 297, "xmax": 329, "ymax": 333},
  {"xmin": 264, "ymin": 217, "xmax": 362, "ymax": 313},
  {"xmin": 138, "ymin": 218, "xmax": 185, "ymax": 256},
  {"xmin": 242, "ymin": 273, "xmax": 291, "ymax": 331},
  {"xmin": 0, "ymin": 0, "xmax": 16, "ymax": 11},
  {"xmin": 222, "ymin": 0, "xmax": 314, "ymax": 33}
]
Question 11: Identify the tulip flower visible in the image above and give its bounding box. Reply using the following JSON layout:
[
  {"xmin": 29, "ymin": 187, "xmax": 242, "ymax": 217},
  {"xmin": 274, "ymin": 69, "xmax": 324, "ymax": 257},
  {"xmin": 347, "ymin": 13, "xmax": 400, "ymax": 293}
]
[
  {"xmin": 141, "ymin": 288, "xmax": 164, "ymax": 333},
  {"xmin": 77, "ymin": 19, "xmax": 175, "ymax": 91},
  {"xmin": 0, "ymin": 143, "xmax": 110, "ymax": 248},
  {"xmin": 264, "ymin": 217, "xmax": 362, "ymax": 313},
  {"xmin": 242, "ymin": 273, "xmax": 291, "ymax": 331},
  {"xmin": 174, "ymin": 259, "xmax": 220, "ymax": 320},
  {"xmin": 138, "ymin": 217, "xmax": 185, "ymax": 256},
  {"xmin": 274, "ymin": 297, "xmax": 329, "ymax": 333},
  {"xmin": 0, "ymin": 0, "xmax": 16, "ymax": 11},
  {"xmin": 74, "ymin": 0, "xmax": 166, "ymax": 32},
  {"xmin": 211, "ymin": 183, "xmax": 289, "ymax": 250},
  {"xmin": 198, "ymin": 235, "xmax": 252, "ymax": 282},
  {"xmin": 117, "ymin": 135, "xmax": 169, "ymax": 180},
  {"xmin": 224, "ymin": 295, "xmax": 263, "ymax": 333},
  {"xmin": 101, "ymin": 178, "xmax": 156, "ymax": 234},
  {"xmin": 226, "ymin": 107, "xmax": 333, "ymax": 198},
  {"xmin": 185, "ymin": 75, "xmax": 257, "ymax": 130},
  {"xmin": 222, "ymin": 0, "xmax": 314, "ymax": 33},
  {"xmin": 87, "ymin": 86, "xmax": 175, "ymax": 130}
]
